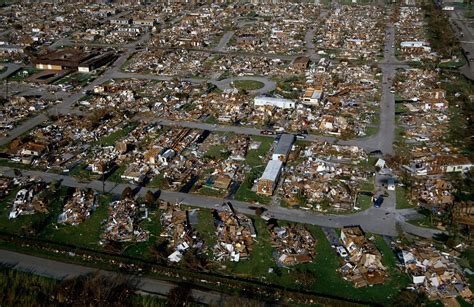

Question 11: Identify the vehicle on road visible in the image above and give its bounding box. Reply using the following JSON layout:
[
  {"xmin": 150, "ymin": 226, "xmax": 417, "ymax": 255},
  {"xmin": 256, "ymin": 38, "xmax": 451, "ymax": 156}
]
[
  {"xmin": 261, "ymin": 130, "xmax": 275, "ymax": 135},
  {"xmin": 374, "ymin": 195, "xmax": 384, "ymax": 208},
  {"xmin": 295, "ymin": 133, "xmax": 306, "ymax": 140}
]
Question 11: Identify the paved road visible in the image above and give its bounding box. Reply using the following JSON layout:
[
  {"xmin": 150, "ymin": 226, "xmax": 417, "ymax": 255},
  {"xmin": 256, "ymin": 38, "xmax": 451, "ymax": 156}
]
[
  {"xmin": 0, "ymin": 166, "xmax": 443, "ymax": 239},
  {"xmin": 0, "ymin": 63, "xmax": 22, "ymax": 80},
  {"xmin": 112, "ymin": 72, "xmax": 276, "ymax": 95},
  {"xmin": 0, "ymin": 249, "xmax": 227, "ymax": 305},
  {"xmin": 446, "ymin": 7, "xmax": 474, "ymax": 80},
  {"xmin": 212, "ymin": 76, "xmax": 276, "ymax": 95},
  {"xmin": 214, "ymin": 31, "xmax": 234, "ymax": 52}
]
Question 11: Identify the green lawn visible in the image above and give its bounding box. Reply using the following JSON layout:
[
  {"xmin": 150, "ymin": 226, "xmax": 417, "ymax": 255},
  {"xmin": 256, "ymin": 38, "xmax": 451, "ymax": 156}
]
[
  {"xmin": 39, "ymin": 194, "xmax": 114, "ymax": 250},
  {"xmin": 396, "ymin": 188, "xmax": 414, "ymax": 209},
  {"xmin": 0, "ymin": 186, "xmax": 68, "ymax": 237},
  {"xmin": 122, "ymin": 207, "xmax": 163, "ymax": 259},
  {"xmin": 210, "ymin": 220, "xmax": 409, "ymax": 305},
  {"xmin": 204, "ymin": 144, "xmax": 230, "ymax": 161},
  {"xmin": 68, "ymin": 163, "xmax": 94, "ymax": 181},
  {"xmin": 53, "ymin": 72, "xmax": 94, "ymax": 87},
  {"xmin": 232, "ymin": 80, "xmax": 264, "ymax": 91},
  {"xmin": 96, "ymin": 123, "xmax": 137, "ymax": 147},
  {"xmin": 107, "ymin": 164, "xmax": 127, "ymax": 183},
  {"xmin": 148, "ymin": 173, "xmax": 166, "ymax": 189},
  {"xmin": 356, "ymin": 194, "xmax": 372, "ymax": 210},
  {"xmin": 234, "ymin": 167, "xmax": 271, "ymax": 204},
  {"xmin": 245, "ymin": 136, "xmax": 272, "ymax": 168},
  {"xmin": 195, "ymin": 209, "xmax": 217, "ymax": 258},
  {"xmin": 204, "ymin": 115, "xmax": 218, "ymax": 125},
  {"xmin": 7, "ymin": 68, "xmax": 38, "ymax": 81},
  {"xmin": 407, "ymin": 215, "xmax": 439, "ymax": 230},
  {"xmin": 197, "ymin": 186, "xmax": 226, "ymax": 198},
  {"xmin": 359, "ymin": 176, "xmax": 375, "ymax": 192}
]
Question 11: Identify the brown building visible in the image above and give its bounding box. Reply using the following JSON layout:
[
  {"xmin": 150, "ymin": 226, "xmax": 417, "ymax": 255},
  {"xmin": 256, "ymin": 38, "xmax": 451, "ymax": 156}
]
[
  {"xmin": 33, "ymin": 48, "xmax": 115, "ymax": 72},
  {"xmin": 292, "ymin": 56, "xmax": 310, "ymax": 71},
  {"xmin": 236, "ymin": 34, "xmax": 261, "ymax": 47}
]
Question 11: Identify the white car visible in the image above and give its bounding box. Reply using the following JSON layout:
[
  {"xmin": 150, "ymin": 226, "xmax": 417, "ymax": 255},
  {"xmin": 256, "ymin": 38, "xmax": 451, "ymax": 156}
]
[{"xmin": 337, "ymin": 246, "xmax": 348, "ymax": 258}]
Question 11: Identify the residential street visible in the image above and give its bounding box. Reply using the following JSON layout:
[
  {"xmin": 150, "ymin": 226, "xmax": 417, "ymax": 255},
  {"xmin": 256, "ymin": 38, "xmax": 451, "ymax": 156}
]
[{"xmin": 0, "ymin": 166, "xmax": 442, "ymax": 239}]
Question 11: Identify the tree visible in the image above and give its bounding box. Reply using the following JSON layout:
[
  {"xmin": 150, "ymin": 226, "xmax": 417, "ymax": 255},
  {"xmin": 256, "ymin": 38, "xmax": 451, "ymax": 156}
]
[
  {"xmin": 167, "ymin": 283, "xmax": 192, "ymax": 307},
  {"xmin": 144, "ymin": 191, "xmax": 156, "ymax": 207},
  {"xmin": 121, "ymin": 187, "xmax": 133, "ymax": 200},
  {"xmin": 55, "ymin": 271, "xmax": 136, "ymax": 305}
]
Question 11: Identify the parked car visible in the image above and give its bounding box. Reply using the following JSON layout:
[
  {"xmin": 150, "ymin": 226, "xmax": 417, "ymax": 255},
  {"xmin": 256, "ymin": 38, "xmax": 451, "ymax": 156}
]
[
  {"xmin": 337, "ymin": 246, "xmax": 348, "ymax": 257},
  {"xmin": 261, "ymin": 130, "xmax": 275, "ymax": 135},
  {"xmin": 374, "ymin": 195, "xmax": 384, "ymax": 208},
  {"xmin": 296, "ymin": 133, "xmax": 306, "ymax": 139}
]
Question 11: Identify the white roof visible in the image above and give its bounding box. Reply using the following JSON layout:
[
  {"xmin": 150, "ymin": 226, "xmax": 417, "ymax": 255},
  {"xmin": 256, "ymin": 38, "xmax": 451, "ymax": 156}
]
[{"xmin": 261, "ymin": 160, "xmax": 283, "ymax": 181}]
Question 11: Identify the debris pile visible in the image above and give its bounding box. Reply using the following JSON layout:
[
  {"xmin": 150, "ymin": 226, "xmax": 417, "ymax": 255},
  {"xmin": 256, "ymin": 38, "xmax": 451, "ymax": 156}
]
[
  {"xmin": 396, "ymin": 241, "xmax": 473, "ymax": 302},
  {"xmin": 101, "ymin": 198, "xmax": 149, "ymax": 242},
  {"xmin": 269, "ymin": 223, "xmax": 316, "ymax": 266},
  {"xmin": 338, "ymin": 226, "xmax": 387, "ymax": 288},
  {"xmin": 159, "ymin": 202, "xmax": 205, "ymax": 263},
  {"xmin": 212, "ymin": 203, "xmax": 256, "ymax": 262},
  {"xmin": 58, "ymin": 189, "xmax": 98, "ymax": 225}
]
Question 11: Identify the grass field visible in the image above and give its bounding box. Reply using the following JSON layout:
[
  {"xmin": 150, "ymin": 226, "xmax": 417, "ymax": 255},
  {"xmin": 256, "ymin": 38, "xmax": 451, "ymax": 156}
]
[
  {"xmin": 232, "ymin": 80, "xmax": 265, "ymax": 91},
  {"xmin": 396, "ymin": 188, "xmax": 414, "ymax": 209},
  {"xmin": 96, "ymin": 123, "xmax": 138, "ymax": 147}
]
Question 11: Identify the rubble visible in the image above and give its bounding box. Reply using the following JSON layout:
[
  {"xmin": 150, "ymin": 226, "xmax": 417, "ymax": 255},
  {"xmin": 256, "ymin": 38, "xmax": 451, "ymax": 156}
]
[
  {"xmin": 338, "ymin": 226, "xmax": 387, "ymax": 288},
  {"xmin": 212, "ymin": 202, "xmax": 256, "ymax": 262},
  {"xmin": 159, "ymin": 202, "xmax": 205, "ymax": 263},
  {"xmin": 57, "ymin": 189, "xmax": 98, "ymax": 225},
  {"xmin": 101, "ymin": 197, "xmax": 149, "ymax": 243},
  {"xmin": 269, "ymin": 222, "xmax": 316, "ymax": 266},
  {"xmin": 395, "ymin": 241, "xmax": 472, "ymax": 302},
  {"xmin": 9, "ymin": 181, "xmax": 48, "ymax": 219}
]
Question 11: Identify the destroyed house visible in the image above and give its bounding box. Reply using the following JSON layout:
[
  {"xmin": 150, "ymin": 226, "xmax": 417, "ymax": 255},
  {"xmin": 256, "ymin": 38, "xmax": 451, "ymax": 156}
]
[{"xmin": 237, "ymin": 34, "xmax": 260, "ymax": 47}]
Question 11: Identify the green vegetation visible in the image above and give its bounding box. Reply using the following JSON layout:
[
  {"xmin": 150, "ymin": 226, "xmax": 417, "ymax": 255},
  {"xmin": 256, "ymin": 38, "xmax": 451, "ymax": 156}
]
[
  {"xmin": 356, "ymin": 194, "xmax": 372, "ymax": 210},
  {"xmin": 0, "ymin": 266, "xmax": 168, "ymax": 306},
  {"xmin": 204, "ymin": 144, "xmax": 230, "ymax": 161},
  {"xmin": 107, "ymin": 164, "xmax": 127, "ymax": 183},
  {"xmin": 7, "ymin": 67, "xmax": 38, "ymax": 81},
  {"xmin": 148, "ymin": 173, "xmax": 166, "ymax": 189},
  {"xmin": 68, "ymin": 163, "xmax": 93, "ymax": 181},
  {"xmin": 396, "ymin": 188, "xmax": 414, "ymax": 209},
  {"xmin": 40, "ymin": 194, "xmax": 113, "ymax": 250},
  {"xmin": 197, "ymin": 186, "xmax": 226, "ymax": 198},
  {"xmin": 195, "ymin": 209, "xmax": 217, "ymax": 257},
  {"xmin": 213, "ymin": 221, "xmax": 410, "ymax": 304},
  {"xmin": 96, "ymin": 123, "xmax": 138, "ymax": 147},
  {"xmin": 53, "ymin": 72, "xmax": 94, "ymax": 87},
  {"xmin": 234, "ymin": 136, "xmax": 274, "ymax": 204},
  {"xmin": 424, "ymin": 1, "xmax": 460, "ymax": 58},
  {"xmin": 0, "ymin": 185, "xmax": 67, "ymax": 237},
  {"xmin": 204, "ymin": 115, "xmax": 218, "ymax": 125},
  {"xmin": 438, "ymin": 58, "xmax": 466, "ymax": 69},
  {"xmin": 245, "ymin": 136, "xmax": 273, "ymax": 168},
  {"xmin": 234, "ymin": 167, "xmax": 270, "ymax": 204},
  {"xmin": 440, "ymin": 73, "xmax": 474, "ymax": 159},
  {"xmin": 232, "ymin": 80, "xmax": 265, "ymax": 91}
]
